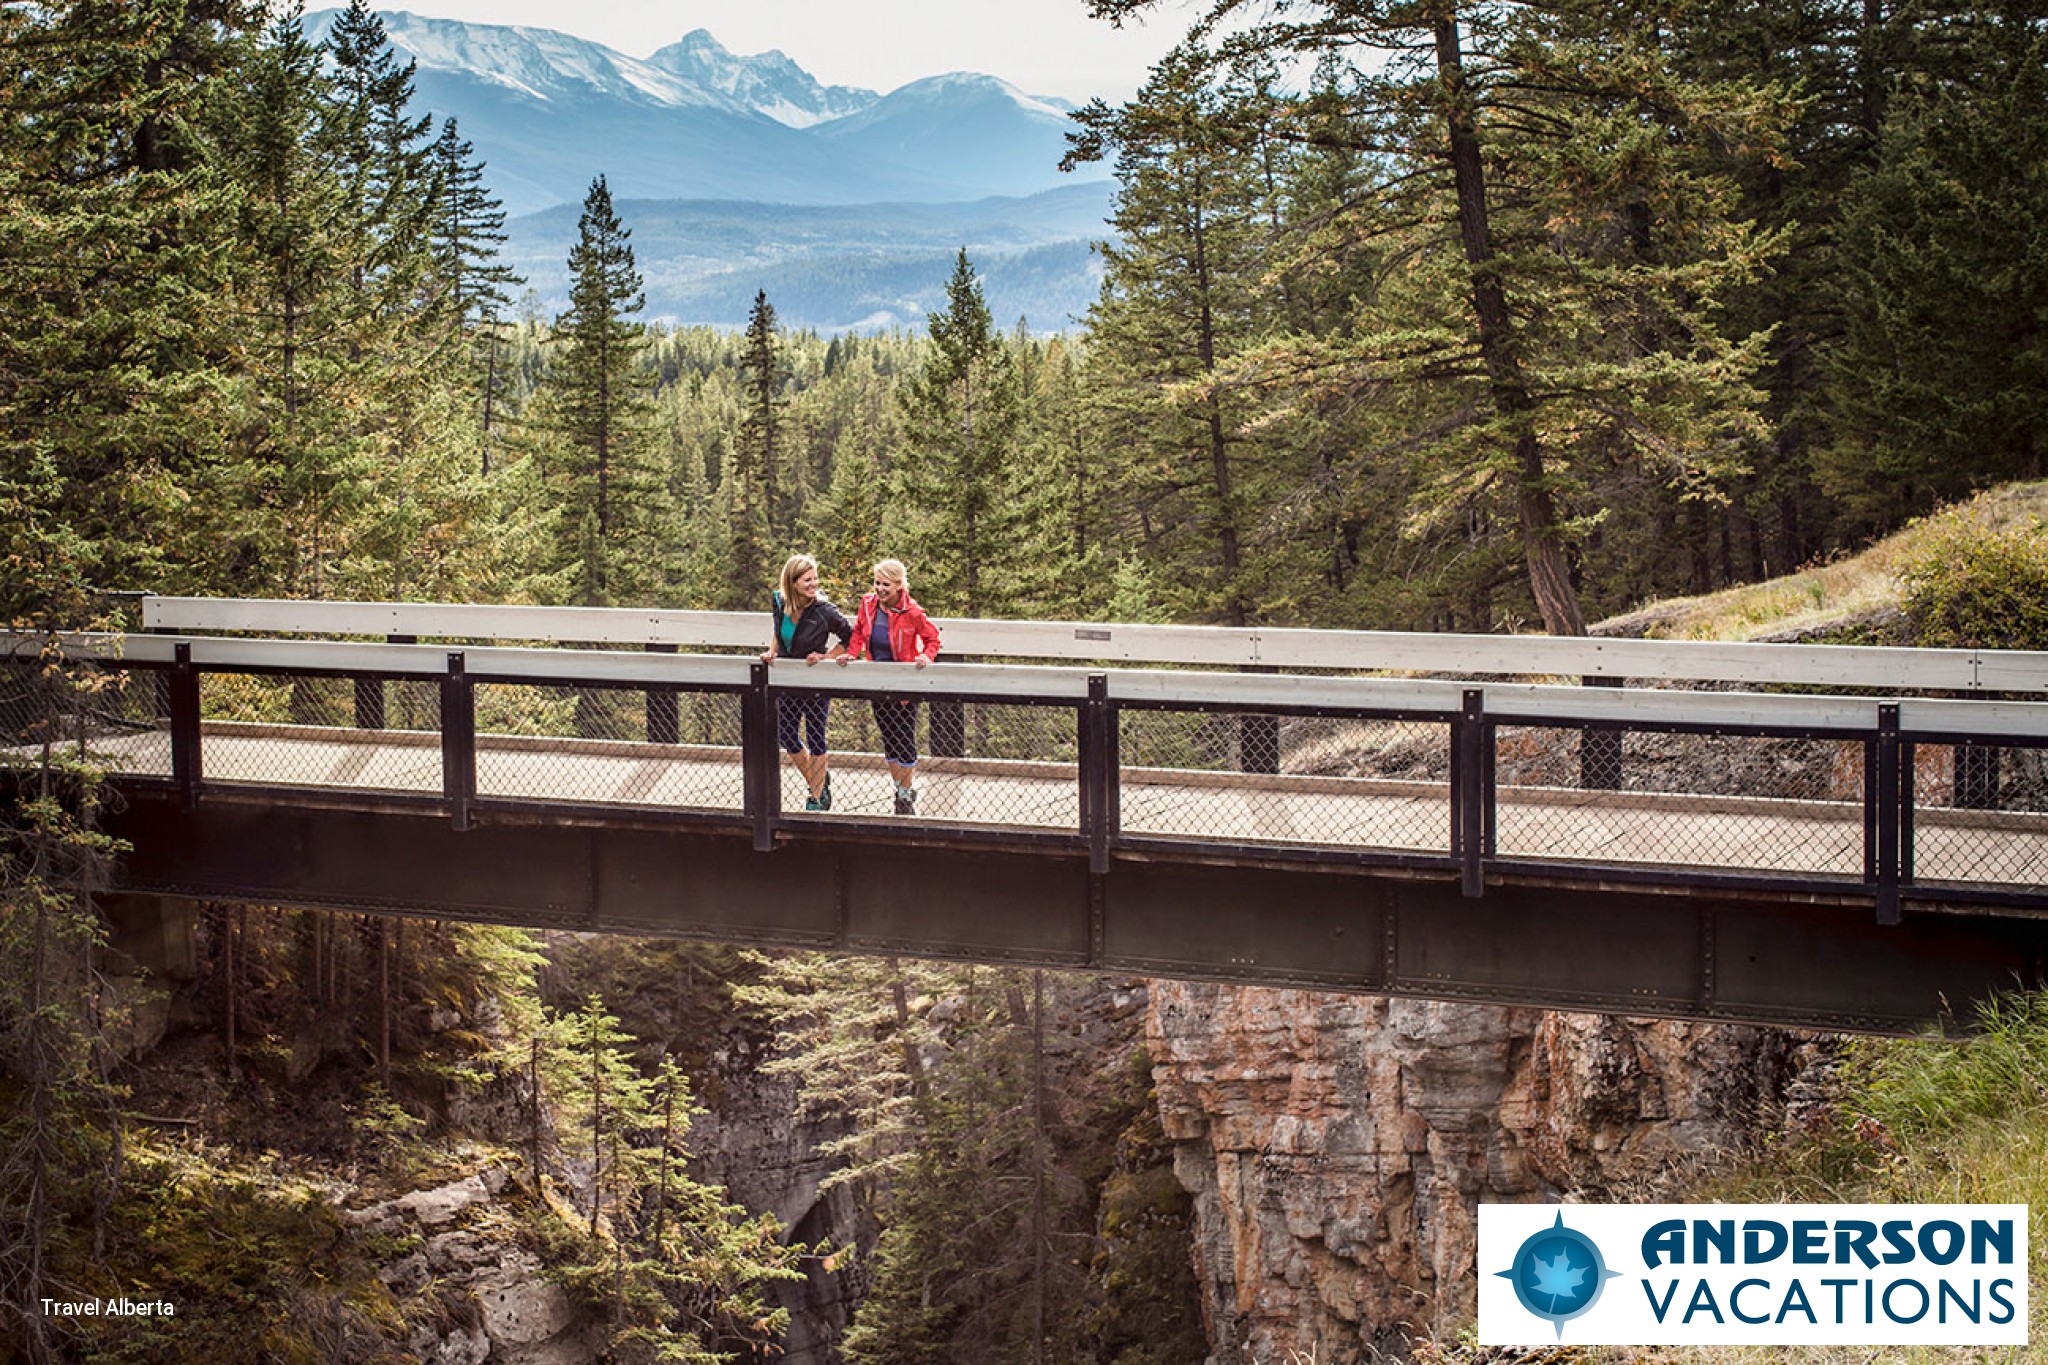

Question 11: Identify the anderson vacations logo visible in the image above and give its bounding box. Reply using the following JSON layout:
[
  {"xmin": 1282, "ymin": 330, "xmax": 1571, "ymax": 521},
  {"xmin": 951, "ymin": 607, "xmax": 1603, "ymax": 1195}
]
[{"xmin": 1479, "ymin": 1203, "xmax": 2029, "ymax": 1346}]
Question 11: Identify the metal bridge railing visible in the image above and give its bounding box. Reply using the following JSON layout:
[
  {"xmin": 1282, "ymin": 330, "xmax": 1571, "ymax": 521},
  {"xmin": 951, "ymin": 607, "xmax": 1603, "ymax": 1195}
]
[{"xmin": 7, "ymin": 633, "xmax": 2048, "ymax": 920}]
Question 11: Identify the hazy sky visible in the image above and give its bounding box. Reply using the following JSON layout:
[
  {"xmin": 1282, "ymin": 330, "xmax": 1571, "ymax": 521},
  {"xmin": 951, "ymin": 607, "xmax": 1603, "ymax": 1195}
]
[{"xmin": 382, "ymin": 0, "xmax": 1196, "ymax": 103}]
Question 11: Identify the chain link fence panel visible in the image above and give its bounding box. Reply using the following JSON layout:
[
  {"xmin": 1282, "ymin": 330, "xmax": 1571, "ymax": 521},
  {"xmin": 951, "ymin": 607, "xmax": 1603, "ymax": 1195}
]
[
  {"xmin": 1911, "ymin": 741, "xmax": 2048, "ymax": 887},
  {"xmin": 1117, "ymin": 708, "xmax": 1452, "ymax": 852},
  {"xmin": 781, "ymin": 691, "xmax": 1081, "ymax": 828},
  {"xmin": 0, "ymin": 660, "xmax": 169, "ymax": 777},
  {"xmin": 474, "ymin": 683, "xmax": 744, "ymax": 811},
  {"xmin": 1492, "ymin": 724, "xmax": 1866, "ymax": 875},
  {"xmin": 196, "ymin": 671, "xmax": 442, "ymax": 794}
]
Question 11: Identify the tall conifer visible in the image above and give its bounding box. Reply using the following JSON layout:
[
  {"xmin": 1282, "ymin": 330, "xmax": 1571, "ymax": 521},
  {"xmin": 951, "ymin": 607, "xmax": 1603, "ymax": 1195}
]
[
  {"xmin": 896, "ymin": 250, "xmax": 1026, "ymax": 617},
  {"xmin": 541, "ymin": 175, "xmax": 671, "ymax": 606}
]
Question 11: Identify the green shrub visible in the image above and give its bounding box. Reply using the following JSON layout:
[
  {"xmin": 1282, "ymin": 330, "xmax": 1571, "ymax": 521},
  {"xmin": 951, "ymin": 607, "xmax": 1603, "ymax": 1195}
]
[
  {"xmin": 1898, "ymin": 518, "xmax": 2048, "ymax": 650},
  {"xmin": 1855, "ymin": 989, "xmax": 2048, "ymax": 1140}
]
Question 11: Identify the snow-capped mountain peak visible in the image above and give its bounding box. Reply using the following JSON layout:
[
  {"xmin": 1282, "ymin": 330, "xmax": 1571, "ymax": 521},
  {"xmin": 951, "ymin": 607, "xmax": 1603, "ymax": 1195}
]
[
  {"xmin": 305, "ymin": 11, "xmax": 720, "ymax": 111},
  {"xmin": 645, "ymin": 27, "xmax": 875, "ymax": 128},
  {"xmin": 294, "ymin": 10, "xmax": 1105, "ymax": 216}
]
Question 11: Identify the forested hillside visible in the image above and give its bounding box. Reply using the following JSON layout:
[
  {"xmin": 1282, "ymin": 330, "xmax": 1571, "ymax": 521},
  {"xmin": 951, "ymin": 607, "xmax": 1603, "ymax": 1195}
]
[
  {"xmin": 4, "ymin": 0, "xmax": 2045, "ymax": 1360},
  {"xmin": 6, "ymin": 0, "xmax": 2042, "ymax": 633}
]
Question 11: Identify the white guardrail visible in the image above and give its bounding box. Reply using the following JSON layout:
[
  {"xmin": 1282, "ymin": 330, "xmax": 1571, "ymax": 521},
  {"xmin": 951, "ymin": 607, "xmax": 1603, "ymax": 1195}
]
[
  {"xmin": 11, "ymin": 629, "xmax": 2048, "ymax": 735},
  {"xmin": 136, "ymin": 596, "xmax": 2048, "ymax": 693}
]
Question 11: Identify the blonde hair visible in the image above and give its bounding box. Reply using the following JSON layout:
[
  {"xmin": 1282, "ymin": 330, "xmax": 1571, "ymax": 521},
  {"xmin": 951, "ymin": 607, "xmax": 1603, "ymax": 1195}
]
[
  {"xmin": 872, "ymin": 558, "xmax": 908, "ymax": 594},
  {"xmin": 778, "ymin": 554, "xmax": 821, "ymax": 613}
]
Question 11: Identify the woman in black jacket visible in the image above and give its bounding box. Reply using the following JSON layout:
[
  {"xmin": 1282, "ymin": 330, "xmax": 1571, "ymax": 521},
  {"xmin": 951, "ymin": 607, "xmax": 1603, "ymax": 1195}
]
[{"xmin": 761, "ymin": 554, "xmax": 854, "ymax": 810}]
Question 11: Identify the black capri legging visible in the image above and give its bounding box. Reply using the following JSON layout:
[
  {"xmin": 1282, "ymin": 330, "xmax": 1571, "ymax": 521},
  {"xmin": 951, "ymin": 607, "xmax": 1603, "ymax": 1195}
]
[
  {"xmin": 777, "ymin": 694, "xmax": 831, "ymax": 756},
  {"xmin": 870, "ymin": 697, "xmax": 920, "ymax": 768}
]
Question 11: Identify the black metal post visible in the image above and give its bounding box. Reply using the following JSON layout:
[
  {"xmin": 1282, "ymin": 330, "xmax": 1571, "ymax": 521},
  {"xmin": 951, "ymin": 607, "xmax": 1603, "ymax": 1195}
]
[
  {"xmin": 355, "ymin": 633, "xmax": 413, "ymax": 730},
  {"xmin": 743, "ymin": 660, "xmax": 775, "ymax": 851},
  {"xmin": 1579, "ymin": 674, "xmax": 1624, "ymax": 790},
  {"xmin": 1082, "ymin": 674, "xmax": 1111, "ymax": 875},
  {"xmin": 1953, "ymin": 742, "xmax": 2001, "ymax": 810},
  {"xmin": 152, "ymin": 626, "xmax": 175, "ymax": 722},
  {"xmin": 1875, "ymin": 703, "xmax": 1901, "ymax": 926},
  {"xmin": 1456, "ymin": 687, "xmax": 1486, "ymax": 898},
  {"xmin": 646, "ymin": 642, "xmax": 679, "ymax": 744},
  {"xmin": 169, "ymin": 643, "xmax": 201, "ymax": 810},
  {"xmin": 353, "ymin": 677, "xmax": 384, "ymax": 729},
  {"xmin": 441, "ymin": 651, "xmax": 475, "ymax": 832}
]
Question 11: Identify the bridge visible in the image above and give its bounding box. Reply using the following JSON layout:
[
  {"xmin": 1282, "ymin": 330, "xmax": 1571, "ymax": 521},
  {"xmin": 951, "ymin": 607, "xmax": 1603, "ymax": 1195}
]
[{"xmin": 6, "ymin": 596, "xmax": 2048, "ymax": 1034}]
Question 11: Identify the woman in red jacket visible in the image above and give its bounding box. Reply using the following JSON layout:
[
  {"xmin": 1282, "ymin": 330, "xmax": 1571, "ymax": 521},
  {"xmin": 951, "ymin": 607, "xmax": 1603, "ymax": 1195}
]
[{"xmin": 837, "ymin": 558, "xmax": 943, "ymax": 814}]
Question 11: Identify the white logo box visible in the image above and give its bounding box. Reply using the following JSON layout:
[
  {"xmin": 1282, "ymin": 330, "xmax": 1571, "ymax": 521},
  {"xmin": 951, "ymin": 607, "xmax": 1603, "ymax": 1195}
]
[{"xmin": 1478, "ymin": 1203, "xmax": 2030, "ymax": 1346}]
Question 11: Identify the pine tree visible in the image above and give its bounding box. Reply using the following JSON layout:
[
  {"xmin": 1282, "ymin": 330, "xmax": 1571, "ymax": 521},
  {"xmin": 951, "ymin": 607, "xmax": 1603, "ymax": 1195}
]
[
  {"xmin": 1815, "ymin": 4, "xmax": 2048, "ymax": 531},
  {"xmin": 896, "ymin": 250, "xmax": 1027, "ymax": 617},
  {"xmin": 533, "ymin": 997, "xmax": 803, "ymax": 1363},
  {"xmin": 209, "ymin": 7, "xmax": 372, "ymax": 598},
  {"xmin": 719, "ymin": 291, "xmax": 783, "ymax": 605},
  {"xmin": 0, "ymin": 0, "xmax": 252, "ymax": 596},
  {"xmin": 1014, "ymin": 336, "xmax": 1109, "ymax": 616},
  {"xmin": 737, "ymin": 291, "xmax": 793, "ymax": 538},
  {"xmin": 322, "ymin": 0, "xmax": 436, "ymax": 332},
  {"xmin": 835, "ymin": 969, "xmax": 1101, "ymax": 1365},
  {"xmin": 1066, "ymin": 49, "xmax": 1275, "ymax": 627},
  {"xmin": 539, "ymin": 175, "xmax": 673, "ymax": 606},
  {"xmin": 1081, "ymin": 1, "xmax": 1783, "ymax": 633},
  {"xmin": 0, "ymin": 4, "xmax": 258, "ymax": 1352},
  {"xmin": 802, "ymin": 428, "xmax": 889, "ymax": 610},
  {"xmin": 429, "ymin": 117, "xmax": 524, "ymax": 472}
]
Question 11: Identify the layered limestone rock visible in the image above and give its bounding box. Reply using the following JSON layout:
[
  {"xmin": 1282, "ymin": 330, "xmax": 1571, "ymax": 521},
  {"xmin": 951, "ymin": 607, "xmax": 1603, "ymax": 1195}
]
[
  {"xmin": 346, "ymin": 1165, "xmax": 602, "ymax": 1365},
  {"xmin": 1147, "ymin": 983, "xmax": 1821, "ymax": 1363}
]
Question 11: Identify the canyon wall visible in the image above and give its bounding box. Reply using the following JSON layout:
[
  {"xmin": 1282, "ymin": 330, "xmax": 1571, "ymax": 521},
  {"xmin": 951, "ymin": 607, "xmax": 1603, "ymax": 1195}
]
[{"xmin": 1147, "ymin": 983, "xmax": 1826, "ymax": 1363}]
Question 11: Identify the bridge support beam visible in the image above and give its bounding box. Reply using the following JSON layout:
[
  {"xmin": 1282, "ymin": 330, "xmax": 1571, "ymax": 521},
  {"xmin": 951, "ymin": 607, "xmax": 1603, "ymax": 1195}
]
[{"xmin": 94, "ymin": 789, "xmax": 2048, "ymax": 1035}]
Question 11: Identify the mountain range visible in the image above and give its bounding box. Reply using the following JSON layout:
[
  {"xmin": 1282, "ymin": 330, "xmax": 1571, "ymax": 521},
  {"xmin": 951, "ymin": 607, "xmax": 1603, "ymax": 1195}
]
[{"xmin": 302, "ymin": 10, "xmax": 1117, "ymax": 329}]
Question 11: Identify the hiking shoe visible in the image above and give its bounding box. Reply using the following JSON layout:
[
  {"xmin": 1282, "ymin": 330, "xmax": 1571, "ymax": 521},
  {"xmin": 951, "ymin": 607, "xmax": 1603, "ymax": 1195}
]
[
  {"xmin": 893, "ymin": 786, "xmax": 916, "ymax": 816},
  {"xmin": 818, "ymin": 778, "xmax": 832, "ymax": 812}
]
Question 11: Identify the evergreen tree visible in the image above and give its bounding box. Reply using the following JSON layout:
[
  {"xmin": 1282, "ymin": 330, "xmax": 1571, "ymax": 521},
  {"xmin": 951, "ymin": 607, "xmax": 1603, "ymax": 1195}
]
[
  {"xmin": 539, "ymin": 175, "xmax": 673, "ymax": 606},
  {"xmin": 534, "ymin": 997, "xmax": 803, "ymax": 1363},
  {"xmin": 1815, "ymin": 3, "xmax": 2048, "ymax": 530},
  {"xmin": 0, "ymin": 0, "xmax": 252, "ymax": 597},
  {"xmin": 896, "ymin": 250, "xmax": 1027, "ymax": 617},
  {"xmin": 0, "ymin": 4, "xmax": 258, "ymax": 1352},
  {"xmin": 1067, "ymin": 49, "xmax": 1275, "ymax": 627},
  {"xmin": 322, "ymin": 0, "xmax": 436, "ymax": 332},
  {"xmin": 429, "ymin": 117, "xmax": 523, "ymax": 472},
  {"xmin": 803, "ymin": 429, "xmax": 890, "ymax": 610},
  {"xmin": 724, "ymin": 291, "xmax": 785, "ymax": 603},
  {"xmin": 1081, "ymin": 4, "xmax": 1783, "ymax": 633},
  {"xmin": 209, "ymin": 7, "xmax": 371, "ymax": 598}
]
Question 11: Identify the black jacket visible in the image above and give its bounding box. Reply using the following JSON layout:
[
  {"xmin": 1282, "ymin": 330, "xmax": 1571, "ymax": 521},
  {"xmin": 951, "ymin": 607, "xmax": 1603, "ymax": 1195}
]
[{"xmin": 770, "ymin": 593, "xmax": 854, "ymax": 659}]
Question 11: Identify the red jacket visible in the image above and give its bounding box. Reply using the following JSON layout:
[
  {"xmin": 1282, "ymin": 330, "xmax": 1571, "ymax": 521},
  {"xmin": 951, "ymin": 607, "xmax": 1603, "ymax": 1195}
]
[{"xmin": 847, "ymin": 590, "xmax": 942, "ymax": 664}]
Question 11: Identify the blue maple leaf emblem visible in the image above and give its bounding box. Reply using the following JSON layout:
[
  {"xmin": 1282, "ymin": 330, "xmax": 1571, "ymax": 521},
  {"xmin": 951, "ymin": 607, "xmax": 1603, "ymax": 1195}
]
[
  {"xmin": 1497, "ymin": 1212, "xmax": 1617, "ymax": 1338},
  {"xmin": 1527, "ymin": 1248, "xmax": 1588, "ymax": 1309}
]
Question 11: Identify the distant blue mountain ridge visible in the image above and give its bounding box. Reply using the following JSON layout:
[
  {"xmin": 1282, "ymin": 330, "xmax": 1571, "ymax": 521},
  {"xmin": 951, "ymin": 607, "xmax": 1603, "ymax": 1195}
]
[
  {"xmin": 501, "ymin": 183, "xmax": 1114, "ymax": 332},
  {"xmin": 305, "ymin": 10, "xmax": 1117, "ymax": 330}
]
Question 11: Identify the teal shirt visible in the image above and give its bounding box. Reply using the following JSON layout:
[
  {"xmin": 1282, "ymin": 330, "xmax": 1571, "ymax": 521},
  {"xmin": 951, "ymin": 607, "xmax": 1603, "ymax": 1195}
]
[{"xmin": 775, "ymin": 593, "xmax": 797, "ymax": 653}]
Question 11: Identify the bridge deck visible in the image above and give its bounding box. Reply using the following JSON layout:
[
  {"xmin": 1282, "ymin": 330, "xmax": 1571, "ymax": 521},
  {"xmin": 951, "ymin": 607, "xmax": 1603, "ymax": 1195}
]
[
  {"xmin": 17, "ymin": 616, "xmax": 2048, "ymax": 1031},
  {"xmin": 72, "ymin": 723, "xmax": 2048, "ymax": 885}
]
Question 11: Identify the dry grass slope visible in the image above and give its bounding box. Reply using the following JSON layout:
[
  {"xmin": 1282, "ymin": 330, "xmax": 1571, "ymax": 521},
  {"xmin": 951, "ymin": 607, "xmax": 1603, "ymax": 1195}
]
[{"xmin": 1595, "ymin": 482, "xmax": 2048, "ymax": 643}]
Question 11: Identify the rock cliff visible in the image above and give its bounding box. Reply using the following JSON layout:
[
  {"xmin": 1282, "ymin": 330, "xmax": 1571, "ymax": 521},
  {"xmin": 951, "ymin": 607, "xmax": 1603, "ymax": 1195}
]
[{"xmin": 1146, "ymin": 983, "xmax": 1823, "ymax": 1363}]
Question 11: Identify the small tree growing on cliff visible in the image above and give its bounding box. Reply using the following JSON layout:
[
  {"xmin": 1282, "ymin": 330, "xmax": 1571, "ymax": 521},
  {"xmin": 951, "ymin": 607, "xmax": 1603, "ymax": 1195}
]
[{"xmin": 533, "ymin": 996, "xmax": 802, "ymax": 1362}]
